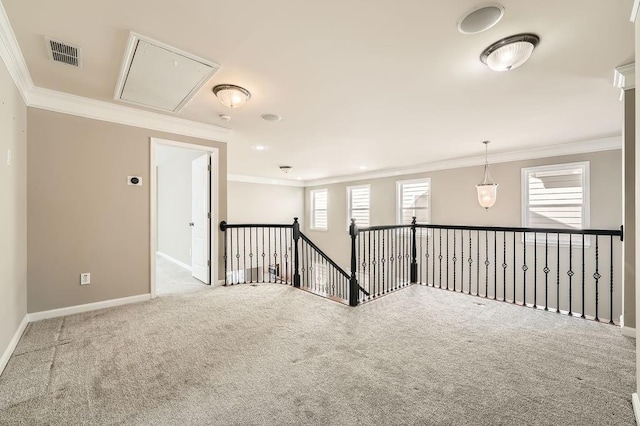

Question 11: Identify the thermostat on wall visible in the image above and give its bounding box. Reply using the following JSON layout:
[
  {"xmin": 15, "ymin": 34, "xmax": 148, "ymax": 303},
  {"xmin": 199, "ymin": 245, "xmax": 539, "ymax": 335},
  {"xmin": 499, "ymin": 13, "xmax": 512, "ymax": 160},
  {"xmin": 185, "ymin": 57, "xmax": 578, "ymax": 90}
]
[{"xmin": 127, "ymin": 176, "xmax": 142, "ymax": 186}]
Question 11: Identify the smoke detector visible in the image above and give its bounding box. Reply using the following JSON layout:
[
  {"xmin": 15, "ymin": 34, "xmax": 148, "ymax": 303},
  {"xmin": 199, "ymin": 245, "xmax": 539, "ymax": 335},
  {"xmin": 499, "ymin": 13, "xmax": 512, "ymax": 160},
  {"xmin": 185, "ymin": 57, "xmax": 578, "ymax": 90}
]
[
  {"xmin": 279, "ymin": 166, "xmax": 293, "ymax": 174},
  {"xmin": 45, "ymin": 37, "xmax": 81, "ymax": 67}
]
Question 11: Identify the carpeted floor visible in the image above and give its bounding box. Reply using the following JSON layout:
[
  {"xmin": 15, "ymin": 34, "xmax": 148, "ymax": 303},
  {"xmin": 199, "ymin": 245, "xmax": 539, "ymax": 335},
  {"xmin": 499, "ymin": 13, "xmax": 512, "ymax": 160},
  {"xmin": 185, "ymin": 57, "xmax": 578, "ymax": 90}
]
[
  {"xmin": 0, "ymin": 284, "xmax": 635, "ymax": 425},
  {"xmin": 156, "ymin": 254, "xmax": 208, "ymax": 295}
]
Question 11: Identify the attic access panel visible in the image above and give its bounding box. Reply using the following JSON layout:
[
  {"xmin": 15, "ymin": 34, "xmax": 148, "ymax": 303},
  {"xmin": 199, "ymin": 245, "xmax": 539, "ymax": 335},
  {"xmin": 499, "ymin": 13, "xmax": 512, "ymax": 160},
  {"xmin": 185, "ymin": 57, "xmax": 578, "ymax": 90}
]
[{"xmin": 115, "ymin": 33, "xmax": 220, "ymax": 113}]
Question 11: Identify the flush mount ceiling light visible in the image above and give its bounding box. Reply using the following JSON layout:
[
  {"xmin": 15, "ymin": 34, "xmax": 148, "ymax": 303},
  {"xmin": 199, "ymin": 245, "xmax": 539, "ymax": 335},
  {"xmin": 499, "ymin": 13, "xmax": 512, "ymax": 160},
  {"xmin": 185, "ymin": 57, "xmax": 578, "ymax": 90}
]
[
  {"xmin": 476, "ymin": 141, "xmax": 498, "ymax": 210},
  {"xmin": 480, "ymin": 33, "xmax": 540, "ymax": 72},
  {"xmin": 457, "ymin": 3, "xmax": 505, "ymax": 34},
  {"xmin": 212, "ymin": 84, "xmax": 251, "ymax": 108}
]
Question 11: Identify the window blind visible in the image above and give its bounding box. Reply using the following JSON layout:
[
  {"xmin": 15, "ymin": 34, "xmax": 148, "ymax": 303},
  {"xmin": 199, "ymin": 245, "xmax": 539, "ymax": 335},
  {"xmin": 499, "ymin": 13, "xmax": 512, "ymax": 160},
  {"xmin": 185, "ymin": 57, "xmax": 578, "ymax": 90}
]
[
  {"xmin": 311, "ymin": 189, "xmax": 327, "ymax": 230},
  {"xmin": 398, "ymin": 180, "xmax": 430, "ymax": 224},
  {"xmin": 525, "ymin": 168, "xmax": 584, "ymax": 229},
  {"xmin": 348, "ymin": 186, "xmax": 370, "ymax": 227}
]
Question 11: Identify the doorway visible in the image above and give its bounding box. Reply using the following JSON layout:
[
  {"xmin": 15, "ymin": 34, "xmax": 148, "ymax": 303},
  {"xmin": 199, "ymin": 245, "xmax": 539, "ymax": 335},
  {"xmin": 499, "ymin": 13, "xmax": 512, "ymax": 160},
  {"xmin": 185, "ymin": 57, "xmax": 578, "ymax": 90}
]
[{"xmin": 150, "ymin": 138, "xmax": 219, "ymax": 298}]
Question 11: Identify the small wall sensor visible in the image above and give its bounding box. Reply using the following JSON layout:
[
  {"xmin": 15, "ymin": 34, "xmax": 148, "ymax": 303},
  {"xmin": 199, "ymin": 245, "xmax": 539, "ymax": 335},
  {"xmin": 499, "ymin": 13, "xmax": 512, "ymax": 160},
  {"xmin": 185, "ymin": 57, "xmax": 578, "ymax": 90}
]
[{"xmin": 127, "ymin": 176, "xmax": 142, "ymax": 186}]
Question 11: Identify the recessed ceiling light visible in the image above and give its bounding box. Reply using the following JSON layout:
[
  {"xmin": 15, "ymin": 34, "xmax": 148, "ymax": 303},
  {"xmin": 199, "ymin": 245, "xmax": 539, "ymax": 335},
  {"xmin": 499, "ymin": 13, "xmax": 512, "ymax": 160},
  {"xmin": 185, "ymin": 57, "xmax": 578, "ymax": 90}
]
[
  {"xmin": 359, "ymin": 166, "xmax": 367, "ymax": 170},
  {"xmin": 252, "ymin": 145, "xmax": 268, "ymax": 151},
  {"xmin": 296, "ymin": 177, "xmax": 303, "ymax": 181},
  {"xmin": 457, "ymin": 3, "xmax": 505, "ymax": 34},
  {"xmin": 261, "ymin": 113, "xmax": 282, "ymax": 122}
]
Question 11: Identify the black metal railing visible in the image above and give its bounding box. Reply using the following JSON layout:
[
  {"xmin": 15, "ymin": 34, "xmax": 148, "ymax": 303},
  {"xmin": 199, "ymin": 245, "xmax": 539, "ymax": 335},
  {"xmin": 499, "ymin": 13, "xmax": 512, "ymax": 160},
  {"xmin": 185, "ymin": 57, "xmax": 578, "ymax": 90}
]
[
  {"xmin": 221, "ymin": 217, "xmax": 623, "ymax": 324},
  {"xmin": 219, "ymin": 218, "xmax": 356, "ymax": 304},
  {"xmin": 349, "ymin": 218, "xmax": 623, "ymax": 324}
]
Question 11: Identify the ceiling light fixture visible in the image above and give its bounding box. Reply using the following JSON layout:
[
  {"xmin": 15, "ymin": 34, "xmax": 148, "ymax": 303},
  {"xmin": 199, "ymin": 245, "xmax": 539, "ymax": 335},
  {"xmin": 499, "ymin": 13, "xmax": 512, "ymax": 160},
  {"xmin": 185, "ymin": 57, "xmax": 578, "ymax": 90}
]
[
  {"xmin": 212, "ymin": 84, "xmax": 251, "ymax": 108},
  {"xmin": 480, "ymin": 33, "xmax": 539, "ymax": 72},
  {"xmin": 476, "ymin": 141, "xmax": 498, "ymax": 210}
]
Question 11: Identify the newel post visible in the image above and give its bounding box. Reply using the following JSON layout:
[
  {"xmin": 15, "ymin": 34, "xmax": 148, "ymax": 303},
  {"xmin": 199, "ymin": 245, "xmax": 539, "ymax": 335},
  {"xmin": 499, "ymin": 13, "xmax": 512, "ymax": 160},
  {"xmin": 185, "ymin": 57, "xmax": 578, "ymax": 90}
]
[
  {"xmin": 410, "ymin": 216, "xmax": 418, "ymax": 283},
  {"xmin": 219, "ymin": 221, "xmax": 228, "ymax": 286},
  {"xmin": 293, "ymin": 217, "xmax": 301, "ymax": 288},
  {"xmin": 349, "ymin": 218, "xmax": 359, "ymax": 306}
]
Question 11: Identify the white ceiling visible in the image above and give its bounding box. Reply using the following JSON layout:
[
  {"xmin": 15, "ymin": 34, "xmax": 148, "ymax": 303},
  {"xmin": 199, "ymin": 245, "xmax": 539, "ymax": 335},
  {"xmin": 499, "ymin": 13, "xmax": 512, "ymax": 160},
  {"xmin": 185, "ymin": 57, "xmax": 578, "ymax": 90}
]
[{"xmin": 2, "ymin": 0, "xmax": 635, "ymax": 181}]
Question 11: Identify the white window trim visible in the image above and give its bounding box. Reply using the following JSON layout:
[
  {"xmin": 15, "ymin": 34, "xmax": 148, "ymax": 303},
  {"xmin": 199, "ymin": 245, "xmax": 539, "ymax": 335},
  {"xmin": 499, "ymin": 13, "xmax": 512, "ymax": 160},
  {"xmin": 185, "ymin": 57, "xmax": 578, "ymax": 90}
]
[
  {"xmin": 396, "ymin": 177, "xmax": 431, "ymax": 225},
  {"xmin": 521, "ymin": 161, "xmax": 590, "ymax": 246},
  {"xmin": 346, "ymin": 184, "xmax": 371, "ymax": 229},
  {"xmin": 309, "ymin": 188, "xmax": 328, "ymax": 231}
]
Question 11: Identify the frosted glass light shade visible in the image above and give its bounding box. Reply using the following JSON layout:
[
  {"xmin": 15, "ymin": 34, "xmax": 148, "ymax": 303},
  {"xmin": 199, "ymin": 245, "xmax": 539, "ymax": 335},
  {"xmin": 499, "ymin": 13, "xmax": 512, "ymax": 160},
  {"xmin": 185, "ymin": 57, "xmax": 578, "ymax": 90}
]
[
  {"xmin": 476, "ymin": 183, "xmax": 498, "ymax": 209},
  {"xmin": 481, "ymin": 34, "xmax": 540, "ymax": 72},
  {"xmin": 212, "ymin": 84, "xmax": 251, "ymax": 108}
]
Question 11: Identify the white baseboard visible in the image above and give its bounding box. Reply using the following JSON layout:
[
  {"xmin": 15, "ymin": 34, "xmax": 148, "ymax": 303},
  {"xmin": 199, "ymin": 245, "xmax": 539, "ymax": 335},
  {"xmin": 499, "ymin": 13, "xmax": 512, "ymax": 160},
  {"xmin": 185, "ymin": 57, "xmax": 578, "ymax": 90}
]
[
  {"xmin": 633, "ymin": 393, "xmax": 640, "ymax": 423},
  {"xmin": 156, "ymin": 251, "xmax": 192, "ymax": 271},
  {"xmin": 0, "ymin": 314, "xmax": 29, "ymax": 377},
  {"xmin": 622, "ymin": 326, "xmax": 636, "ymax": 338},
  {"xmin": 28, "ymin": 294, "xmax": 152, "ymax": 322}
]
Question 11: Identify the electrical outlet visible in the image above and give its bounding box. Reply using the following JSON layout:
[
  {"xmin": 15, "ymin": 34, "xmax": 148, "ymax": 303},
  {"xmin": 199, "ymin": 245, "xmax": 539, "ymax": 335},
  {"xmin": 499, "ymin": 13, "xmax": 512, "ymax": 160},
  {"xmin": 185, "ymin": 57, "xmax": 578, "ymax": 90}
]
[{"xmin": 80, "ymin": 273, "xmax": 91, "ymax": 285}]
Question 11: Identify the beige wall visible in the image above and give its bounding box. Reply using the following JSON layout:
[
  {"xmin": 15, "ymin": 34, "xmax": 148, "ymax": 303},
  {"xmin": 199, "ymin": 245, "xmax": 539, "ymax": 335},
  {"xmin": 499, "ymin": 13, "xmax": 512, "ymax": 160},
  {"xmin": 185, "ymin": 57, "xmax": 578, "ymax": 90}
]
[
  {"xmin": 623, "ymin": 89, "xmax": 635, "ymax": 329},
  {"xmin": 157, "ymin": 146, "xmax": 206, "ymax": 266},
  {"xmin": 0, "ymin": 56, "xmax": 27, "ymax": 361},
  {"xmin": 27, "ymin": 108, "xmax": 227, "ymax": 312},
  {"xmin": 306, "ymin": 151, "xmax": 621, "ymax": 260},
  {"xmin": 228, "ymin": 181, "xmax": 303, "ymax": 225}
]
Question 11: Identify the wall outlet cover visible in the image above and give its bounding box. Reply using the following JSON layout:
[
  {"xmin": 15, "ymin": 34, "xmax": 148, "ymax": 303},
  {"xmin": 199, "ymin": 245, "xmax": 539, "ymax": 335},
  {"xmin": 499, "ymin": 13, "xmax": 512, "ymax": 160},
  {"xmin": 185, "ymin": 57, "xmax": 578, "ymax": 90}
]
[{"xmin": 80, "ymin": 273, "xmax": 91, "ymax": 285}]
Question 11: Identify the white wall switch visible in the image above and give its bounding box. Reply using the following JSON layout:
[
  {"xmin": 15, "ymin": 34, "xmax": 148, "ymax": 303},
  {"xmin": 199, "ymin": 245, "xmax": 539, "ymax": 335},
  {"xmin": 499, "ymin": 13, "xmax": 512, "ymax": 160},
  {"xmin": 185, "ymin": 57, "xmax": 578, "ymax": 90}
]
[{"xmin": 80, "ymin": 273, "xmax": 91, "ymax": 285}]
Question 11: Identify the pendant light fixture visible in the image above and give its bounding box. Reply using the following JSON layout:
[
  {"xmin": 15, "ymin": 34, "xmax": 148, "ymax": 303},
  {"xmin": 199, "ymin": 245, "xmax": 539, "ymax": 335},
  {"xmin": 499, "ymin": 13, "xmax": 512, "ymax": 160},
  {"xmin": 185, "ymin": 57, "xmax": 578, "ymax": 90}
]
[
  {"xmin": 212, "ymin": 84, "xmax": 251, "ymax": 108},
  {"xmin": 480, "ymin": 33, "xmax": 540, "ymax": 72},
  {"xmin": 476, "ymin": 141, "xmax": 498, "ymax": 210}
]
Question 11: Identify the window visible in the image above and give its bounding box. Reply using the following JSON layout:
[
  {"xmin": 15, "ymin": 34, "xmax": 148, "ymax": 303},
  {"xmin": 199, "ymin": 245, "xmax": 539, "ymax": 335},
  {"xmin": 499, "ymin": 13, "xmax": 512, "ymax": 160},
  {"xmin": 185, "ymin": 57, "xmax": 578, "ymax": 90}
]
[
  {"xmin": 310, "ymin": 189, "xmax": 328, "ymax": 230},
  {"xmin": 522, "ymin": 162, "xmax": 589, "ymax": 243},
  {"xmin": 397, "ymin": 178, "xmax": 431, "ymax": 225},
  {"xmin": 347, "ymin": 185, "xmax": 370, "ymax": 228}
]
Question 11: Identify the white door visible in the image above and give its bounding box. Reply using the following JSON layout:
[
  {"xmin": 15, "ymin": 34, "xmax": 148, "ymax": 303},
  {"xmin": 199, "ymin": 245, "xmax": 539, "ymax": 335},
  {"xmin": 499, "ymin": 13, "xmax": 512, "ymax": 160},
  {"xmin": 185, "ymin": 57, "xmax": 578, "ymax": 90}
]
[{"xmin": 191, "ymin": 153, "xmax": 210, "ymax": 284}]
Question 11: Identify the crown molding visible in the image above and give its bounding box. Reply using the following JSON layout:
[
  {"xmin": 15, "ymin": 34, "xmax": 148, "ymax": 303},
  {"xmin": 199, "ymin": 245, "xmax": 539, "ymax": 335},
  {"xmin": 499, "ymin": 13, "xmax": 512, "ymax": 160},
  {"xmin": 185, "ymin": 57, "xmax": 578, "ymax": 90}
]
[
  {"xmin": 28, "ymin": 87, "xmax": 231, "ymax": 142},
  {"xmin": 0, "ymin": 1, "xmax": 230, "ymax": 142},
  {"xmin": 303, "ymin": 136, "xmax": 622, "ymax": 187},
  {"xmin": 227, "ymin": 174, "xmax": 305, "ymax": 187},
  {"xmin": 0, "ymin": 0, "xmax": 34, "ymax": 103},
  {"xmin": 614, "ymin": 64, "xmax": 635, "ymax": 90}
]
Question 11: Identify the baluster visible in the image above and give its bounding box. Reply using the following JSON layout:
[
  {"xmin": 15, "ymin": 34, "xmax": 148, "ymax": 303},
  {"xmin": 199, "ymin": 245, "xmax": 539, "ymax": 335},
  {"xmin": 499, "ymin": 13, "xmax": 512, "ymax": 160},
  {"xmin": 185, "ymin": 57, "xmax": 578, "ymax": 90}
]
[
  {"xmin": 544, "ymin": 233, "xmax": 549, "ymax": 310},
  {"xmin": 243, "ymin": 228, "xmax": 247, "ymax": 284},
  {"xmin": 568, "ymin": 235, "xmax": 573, "ymax": 316},
  {"xmin": 594, "ymin": 235, "xmax": 600, "ymax": 321},
  {"xmin": 493, "ymin": 231, "xmax": 497, "ymax": 300},
  {"xmin": 485, "ymin": 230, "xmax": 489, "ymax": 298},
  {"xmin": 379, "ymin": 231, "xmax": 393, "ymax": 294},
  {"xmin": 512, "ymin": 232, "xmax": 516, "ymax": 304},
  {"xmin": 468, "ymin": 230, "xmax": 472, "ymax": 295},
  {"xmin": 446, "ymin": 229, "xmax": 450, "ymax": 290},
  {"xmin": 426, "ymin": 228, "xmax": 430, "ymax": 286},
  {"xmin": 502, "ymin": 232, "xmax": 507, "ymax": 302},
  {"xmin": 533, "ymin": 233, "xmax": 537, "ymax": 308},
  {"xmin": 461, "ymin": 230, "xmax": 464, "ymax": 293},
  {"xmin": 581, "ymin": 234, "xmax": 585, "ymax": 318},
  {"xmin": 236, "ymin": 228, "xmax": 241, "ymax": 284},
  {"xmin": 477, "ymin": 230, "xmax": 480, "ymax": 296},
  {"xmin": 522, "ymin": 232, "xmax": 527, "ymax": 305},
  {"xmin": 439, "ymin": 229, "xmax": 443, "ymax": 289},
  {"xmin": 453, "ymin": 230, "xmax": 457, "ymax": 291},
  {"xmin": 610, "ymin": 236, "xmax": 614, "ymax": 324},
  {"xmin": 368, "ymin": 232, "xmax": 372, "ymax": 296},
  {"xmin": 556, "ymin": 232, "xmax": 560, "ymax": 313}
]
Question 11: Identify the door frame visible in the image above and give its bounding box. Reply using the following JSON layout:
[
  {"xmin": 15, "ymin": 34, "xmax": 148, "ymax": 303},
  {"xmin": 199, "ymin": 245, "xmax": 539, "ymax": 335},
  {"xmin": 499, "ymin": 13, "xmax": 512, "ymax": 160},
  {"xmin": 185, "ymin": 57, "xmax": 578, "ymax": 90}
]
[{"xmin": 149, "ymin": 137, "xmax": 219, "ymax": 299}]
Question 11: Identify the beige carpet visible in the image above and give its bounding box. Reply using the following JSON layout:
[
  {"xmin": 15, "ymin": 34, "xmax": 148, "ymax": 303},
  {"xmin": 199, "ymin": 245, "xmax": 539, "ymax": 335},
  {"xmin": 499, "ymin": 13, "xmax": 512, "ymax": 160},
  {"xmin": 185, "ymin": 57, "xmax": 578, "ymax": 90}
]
[{"xmin": 0, "ymin": 284, "xmax": 635, "ymax": 425}]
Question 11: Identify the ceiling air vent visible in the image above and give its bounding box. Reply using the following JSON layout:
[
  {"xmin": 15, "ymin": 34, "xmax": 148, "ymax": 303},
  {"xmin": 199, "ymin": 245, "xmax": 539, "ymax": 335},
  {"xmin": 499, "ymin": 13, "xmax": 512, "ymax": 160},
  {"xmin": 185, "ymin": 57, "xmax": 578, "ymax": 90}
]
[{"xmin": 45, "ymin": 37, "xmax": 81, "ymax": 67}]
